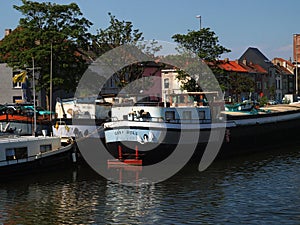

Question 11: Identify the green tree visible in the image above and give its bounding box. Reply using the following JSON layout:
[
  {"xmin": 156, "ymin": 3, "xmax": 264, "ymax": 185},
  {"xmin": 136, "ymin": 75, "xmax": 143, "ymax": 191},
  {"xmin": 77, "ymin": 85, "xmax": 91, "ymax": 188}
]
[
  {"xmin": 172, "ymin": 28, "xmax": 231, "ymax": 92},
  {"xmin": 93, "ymin": 12, "xmax": 143, "ymax": 56},
  {"xmin": 228, "ymin": 73, "xmax": 255, "ymax": 102},
  {"xmin": 0, "ymin": 0, "xmax": 93, "ymax": 99},
  {"xmin": 92, "ymin": 13, "xmax": 162, "ymax": 92}
]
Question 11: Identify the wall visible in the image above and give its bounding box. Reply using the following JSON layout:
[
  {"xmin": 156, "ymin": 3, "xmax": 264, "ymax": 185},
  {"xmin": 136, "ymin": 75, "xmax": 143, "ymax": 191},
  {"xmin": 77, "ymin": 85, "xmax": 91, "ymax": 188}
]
[{"xmin": 0, "ymin": 63, "xmax": 23, "ymax": 104}]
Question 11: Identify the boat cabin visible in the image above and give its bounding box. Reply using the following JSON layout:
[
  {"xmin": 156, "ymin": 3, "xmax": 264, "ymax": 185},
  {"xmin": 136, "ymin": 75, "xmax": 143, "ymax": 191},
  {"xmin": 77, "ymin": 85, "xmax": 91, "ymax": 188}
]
[{"xmin": 0, "ymin": 136, "xmax": 61, "ymax": 166}]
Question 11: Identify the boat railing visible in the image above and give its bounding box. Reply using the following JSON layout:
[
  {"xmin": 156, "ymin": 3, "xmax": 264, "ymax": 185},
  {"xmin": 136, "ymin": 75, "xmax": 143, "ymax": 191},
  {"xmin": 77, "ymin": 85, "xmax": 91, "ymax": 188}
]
[
  {"xmin": 111, "ymin": 115, "xmax": 211, "ymax": 124},
  {"xmin": 164, "ymin": 118, "xmax": 212, "ymax": 124}
]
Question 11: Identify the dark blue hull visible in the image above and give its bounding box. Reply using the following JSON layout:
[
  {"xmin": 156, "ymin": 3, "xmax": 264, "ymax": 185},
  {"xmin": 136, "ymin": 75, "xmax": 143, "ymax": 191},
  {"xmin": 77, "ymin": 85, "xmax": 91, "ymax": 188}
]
[{"xmin": 0, "ymin": 145, "xmax": 76, "ymax": 179}]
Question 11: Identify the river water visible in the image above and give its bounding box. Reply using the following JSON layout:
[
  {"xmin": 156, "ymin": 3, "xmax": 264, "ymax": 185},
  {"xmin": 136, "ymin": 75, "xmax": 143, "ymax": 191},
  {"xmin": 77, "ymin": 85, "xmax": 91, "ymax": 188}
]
[{"xmin": 0, "ymin": 146, "xmax": 300, "ymax": 225}]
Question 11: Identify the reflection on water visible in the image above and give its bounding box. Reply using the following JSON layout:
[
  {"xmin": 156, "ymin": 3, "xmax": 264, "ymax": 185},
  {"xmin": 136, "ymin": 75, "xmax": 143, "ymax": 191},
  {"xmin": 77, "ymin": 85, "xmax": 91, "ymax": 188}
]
[{"xmin": 0, "ymin": 147, "xmax": 300, "ymax": 224}]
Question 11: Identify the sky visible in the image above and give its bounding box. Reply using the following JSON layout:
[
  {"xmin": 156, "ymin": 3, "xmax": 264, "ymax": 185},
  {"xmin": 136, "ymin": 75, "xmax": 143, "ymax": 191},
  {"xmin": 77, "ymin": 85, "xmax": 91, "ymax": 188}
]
[{"xmin": 1, "ymin": 0, "xmax": 300, "ymax": 61}]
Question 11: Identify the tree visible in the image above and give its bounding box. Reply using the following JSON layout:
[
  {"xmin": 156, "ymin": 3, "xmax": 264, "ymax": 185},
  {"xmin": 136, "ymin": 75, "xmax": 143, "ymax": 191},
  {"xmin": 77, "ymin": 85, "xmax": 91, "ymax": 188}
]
[
  {"xmin": 93, "ymin": 12, "xmax": 143, "ymax": 56},
  {"xmin": 0, "ymin": 0, "xmax": 93, "ymax": 101},
  {"xmin": 228, "ymin": 73, "xmax": 255, "ymax": 102},
  {"xmin": 172, "ymin": 28, "xmax": 231, "ymax": 92},
  {"xmin": 92, "ymin": 13, "xmax": 162, "ymax": 92}
]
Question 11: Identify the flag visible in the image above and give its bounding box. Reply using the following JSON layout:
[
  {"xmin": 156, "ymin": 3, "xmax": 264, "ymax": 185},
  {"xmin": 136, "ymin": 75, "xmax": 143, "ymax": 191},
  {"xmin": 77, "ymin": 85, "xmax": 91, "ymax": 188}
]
[{"xmin": 12, "ymin": 71, "xmax": 27, "ymax": 83}]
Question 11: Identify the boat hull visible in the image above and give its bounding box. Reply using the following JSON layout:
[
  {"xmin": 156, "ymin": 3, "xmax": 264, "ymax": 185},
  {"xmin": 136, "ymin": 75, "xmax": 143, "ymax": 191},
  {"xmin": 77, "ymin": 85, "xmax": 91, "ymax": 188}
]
[
  {"xmin": 104, "ymin": 113, "xmax": 300, "ymax": 165},
  {"xmin": 0, "ymin": 143, "xmax": 75, "ymax": 178}
]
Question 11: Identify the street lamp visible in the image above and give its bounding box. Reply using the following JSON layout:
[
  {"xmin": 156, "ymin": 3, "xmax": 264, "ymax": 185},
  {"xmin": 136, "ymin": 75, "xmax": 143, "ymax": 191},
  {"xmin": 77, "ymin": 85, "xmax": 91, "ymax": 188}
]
[{"xmin": 196, "ymin": 15, "xmax": 202, "ymax": 30}]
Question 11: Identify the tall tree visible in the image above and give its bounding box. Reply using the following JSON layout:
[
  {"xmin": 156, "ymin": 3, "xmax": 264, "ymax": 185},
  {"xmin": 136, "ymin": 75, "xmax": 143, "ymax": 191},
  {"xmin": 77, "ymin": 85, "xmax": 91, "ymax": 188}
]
[
  {"xmin": 0, "ymin": 0, "xmax": 93, "ymax": 96},
  {"xmin": 94, "ymin": 12, "xmax": 144, "ymax": 56},
  {"xmin": 93, "ymin": 13, "xmax": 162, "ymax": 91},
  {"xmin": 229, "ymin": 73, "xmax": 255, "ymax": 102},
  {"xmin": 172, "ymin": 28, "xmax": 231, "ymax": 92}
]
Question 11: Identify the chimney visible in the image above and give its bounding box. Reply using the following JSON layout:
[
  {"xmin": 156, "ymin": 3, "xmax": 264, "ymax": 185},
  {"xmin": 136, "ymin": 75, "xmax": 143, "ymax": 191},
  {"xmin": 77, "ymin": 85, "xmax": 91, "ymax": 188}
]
[{"xmin": 5, "ymin": 29, "xmax": 12, "ymax": 36}]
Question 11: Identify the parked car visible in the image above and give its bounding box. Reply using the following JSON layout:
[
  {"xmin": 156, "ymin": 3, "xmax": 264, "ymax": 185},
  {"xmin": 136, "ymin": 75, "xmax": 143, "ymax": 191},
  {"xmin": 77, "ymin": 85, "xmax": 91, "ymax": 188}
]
[
  {"xmin": 267, "ymin": 100, "xmax": 277, "ymax": 105},
  {"xmin": 0, "ymin": 104, "xmax": 56, "ymax": 119},
  {"xmin": 0, "ymin": 104, "xmax": 34, "ymax": 116},
  {"xmin": 23, "ymin": 105, "xmax": 56, "ymax": 119}
]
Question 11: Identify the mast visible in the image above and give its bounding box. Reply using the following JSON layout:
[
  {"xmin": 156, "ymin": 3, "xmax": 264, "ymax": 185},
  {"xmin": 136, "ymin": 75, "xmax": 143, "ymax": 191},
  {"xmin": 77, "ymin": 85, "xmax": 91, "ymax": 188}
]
[{"xmin": 32, "ymin": 57, "xmax": 37, "ymax": 136}]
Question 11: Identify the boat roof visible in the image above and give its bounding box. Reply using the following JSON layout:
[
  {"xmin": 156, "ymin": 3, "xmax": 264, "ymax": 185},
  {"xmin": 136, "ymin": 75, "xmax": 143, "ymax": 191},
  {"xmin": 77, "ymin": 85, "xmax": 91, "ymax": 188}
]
[{"xmin": 0, "ymin": 135, "xmax": 59, "ymax": 143}]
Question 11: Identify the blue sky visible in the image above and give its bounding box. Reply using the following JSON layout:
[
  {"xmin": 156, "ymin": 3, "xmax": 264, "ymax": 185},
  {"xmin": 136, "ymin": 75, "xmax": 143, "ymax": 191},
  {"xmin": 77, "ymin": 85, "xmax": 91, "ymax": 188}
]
[{"xmin": 1, "ymin": 0, "xmax": 300, "ymax": 60}]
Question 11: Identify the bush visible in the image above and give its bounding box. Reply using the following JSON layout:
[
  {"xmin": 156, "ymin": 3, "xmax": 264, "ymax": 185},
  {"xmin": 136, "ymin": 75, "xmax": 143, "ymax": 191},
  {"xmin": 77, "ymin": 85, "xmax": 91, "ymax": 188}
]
[{"xmin": 259, "ymin": 96, "xmax": 268, "ymax": 107}]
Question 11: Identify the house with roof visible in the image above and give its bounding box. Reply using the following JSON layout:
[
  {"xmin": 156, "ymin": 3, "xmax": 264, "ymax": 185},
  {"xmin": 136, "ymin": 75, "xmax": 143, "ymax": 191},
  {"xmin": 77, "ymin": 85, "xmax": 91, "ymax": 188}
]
[
  {"xmin": 215, "ymin": 58, "xmax": 268, "ymax": 102},
  {"xmin": 238, "ymin": 47, "xmax": 295, "ymax": 102},
  {"xmin": 272, "ymin": 58, "xmax": 295, "ymax": 97}
]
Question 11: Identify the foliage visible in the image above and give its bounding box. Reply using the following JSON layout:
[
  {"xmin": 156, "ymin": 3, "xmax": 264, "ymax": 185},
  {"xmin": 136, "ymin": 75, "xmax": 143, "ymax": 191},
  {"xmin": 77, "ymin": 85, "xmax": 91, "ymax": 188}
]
[
  {"xmin": 259, "ymin": 95, "xmax": 268, "ymax": 106},
  {"xmin": 228, "ymin": 73, "xmax": 255, "ymax": 101},
  {"xmin": 172, "ymin": 28, "xmax": 230, "ymax": 61},
  {"xmin": 0, "ymin": 0, "xmax": 93, "ymax": 93},
  {"xmin": 92, "ymin": 13, "xmax": 162, "ymax": 91},
  {"xmin": 93, "ymin": 12, "xmax": 143, "ymax": 56},
  {"xmin": 171, "ymin": 28, "xmax": 231, "ymax": 92}
]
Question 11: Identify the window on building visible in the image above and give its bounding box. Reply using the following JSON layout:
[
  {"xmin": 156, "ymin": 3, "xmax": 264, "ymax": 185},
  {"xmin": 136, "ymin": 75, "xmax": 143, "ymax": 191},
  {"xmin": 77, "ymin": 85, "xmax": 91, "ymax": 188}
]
[
  {"xmin": 164, "ymin": 78, "xmax": 169, "ymax": 89},
  {"xmin": 289, "ymin": 81, "xmax": 294, "ymax": 92},
  {"xmin": 13, "ymin": 96, "xmax": 22, "ymax": 103},
  {"xmin": 283, "ymin": 80, "xmax": 287, "ymax": 90},
  {"xmin": 256, "ymin": 82, "xmax": 261, "ymax": 89}
]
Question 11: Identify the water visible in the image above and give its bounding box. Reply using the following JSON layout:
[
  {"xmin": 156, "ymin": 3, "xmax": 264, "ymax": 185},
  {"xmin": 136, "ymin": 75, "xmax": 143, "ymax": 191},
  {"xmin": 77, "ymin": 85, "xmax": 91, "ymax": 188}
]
[{"xmin": 0, "ymin": 147, "xmax": 300, "ymax": 225}]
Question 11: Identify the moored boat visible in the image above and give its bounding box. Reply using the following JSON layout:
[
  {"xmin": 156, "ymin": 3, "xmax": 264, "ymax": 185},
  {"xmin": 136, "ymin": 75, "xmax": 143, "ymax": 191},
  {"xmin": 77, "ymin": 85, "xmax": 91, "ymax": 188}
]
[
  {"xmin": 0, "ymin": 134, "xmax": 75, "ymax": 177},
  {"xmin": 52, "ymin": 96, "xmax": 112, "ymax": 142},
  {"xmin": 103, "ymin": 93, "xmax": 300, "ymax": 165}
]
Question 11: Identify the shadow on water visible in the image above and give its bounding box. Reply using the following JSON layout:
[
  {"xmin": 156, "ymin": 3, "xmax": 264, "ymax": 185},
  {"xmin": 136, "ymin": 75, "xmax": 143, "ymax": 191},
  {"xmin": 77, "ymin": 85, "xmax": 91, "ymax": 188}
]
[{"xmin": 0, "ymin": 145, "xmax": 299, "ymax": 224}]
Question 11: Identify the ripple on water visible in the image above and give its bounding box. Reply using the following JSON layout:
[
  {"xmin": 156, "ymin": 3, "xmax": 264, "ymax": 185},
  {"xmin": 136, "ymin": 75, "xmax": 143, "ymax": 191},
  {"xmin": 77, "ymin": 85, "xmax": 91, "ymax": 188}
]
[{"xmin": 0, "ymin": 148, "xmax": 299, "ymax": 224}]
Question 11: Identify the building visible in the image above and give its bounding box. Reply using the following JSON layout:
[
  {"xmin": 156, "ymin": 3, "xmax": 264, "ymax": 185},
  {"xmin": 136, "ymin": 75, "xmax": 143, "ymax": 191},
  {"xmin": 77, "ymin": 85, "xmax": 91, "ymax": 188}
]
[
  {"xmin": 238, "ymin": 47, "xmax": 295, "ymax": 101},
  {"xmin": 0, "ymin": 64, "xmax": 24, "ymax": 103},
  {"xmin": 272, "ymin": 58, "xmax": 295, "ymax": 99},
  {"xmin": 293, "ymin": 34, "xmax": 300, "ymax": 63}
]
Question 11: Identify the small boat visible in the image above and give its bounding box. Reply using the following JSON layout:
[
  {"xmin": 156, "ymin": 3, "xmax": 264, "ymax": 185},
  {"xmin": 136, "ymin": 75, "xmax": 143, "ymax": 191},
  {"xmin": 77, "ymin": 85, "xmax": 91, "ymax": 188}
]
[
  {"xmin": 0, "ymin": 134, "xmax": 75, "ymax": 177},
  {"xmin": 225, "ymin": 100, "xmax": 256, "ymax": 112},
  {"xmin": 103, "ymin": 92, "xmax": 300, "ymax": 166}
]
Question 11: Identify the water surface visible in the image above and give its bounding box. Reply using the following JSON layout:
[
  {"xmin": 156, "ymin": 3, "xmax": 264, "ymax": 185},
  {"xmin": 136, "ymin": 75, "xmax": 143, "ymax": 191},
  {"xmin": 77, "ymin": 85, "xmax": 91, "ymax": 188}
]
[{"xmin": 0, "ymin": 147, "xmax": 299, "ymax": 224}]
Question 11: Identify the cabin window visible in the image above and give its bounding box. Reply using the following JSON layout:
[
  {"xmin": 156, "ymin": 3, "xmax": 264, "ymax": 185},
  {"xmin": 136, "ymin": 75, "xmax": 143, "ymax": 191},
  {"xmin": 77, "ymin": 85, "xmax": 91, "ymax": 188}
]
[
  {"xmin": 198, "ymin": 111, "xmax": 205, "ymax": 120},
  {"xmin": 165, "ymin": 111, "xmax": 175, "ymax": 121},
  {"xmin": 6, "ymin": 148, "xmax": 15, "ymax": 160},
  {"xmin": 182, "ymin": 111, "xmax": 192, "ymax": 120},
  {"xmin": 40, "ymin": 144, "xmax": 52, "ymax": 153},
  {"xmin": 6, "ymin": 147, "xmax": 28, "ymax": 160}
]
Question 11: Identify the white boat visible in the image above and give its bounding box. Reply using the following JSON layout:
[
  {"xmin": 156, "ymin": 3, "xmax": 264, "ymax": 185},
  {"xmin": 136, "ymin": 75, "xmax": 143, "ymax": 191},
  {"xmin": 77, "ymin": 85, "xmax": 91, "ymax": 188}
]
[
  {"xmin": 53, "ymin": 96, "xmax": 112, "ymax": 142},
  {"xmin": 0, "ymin": 134, "xmax": 75, "ymax": 177},
  {"xmin": 103, "ymin": 93, "xmax": 300, "ymax": 165}
]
